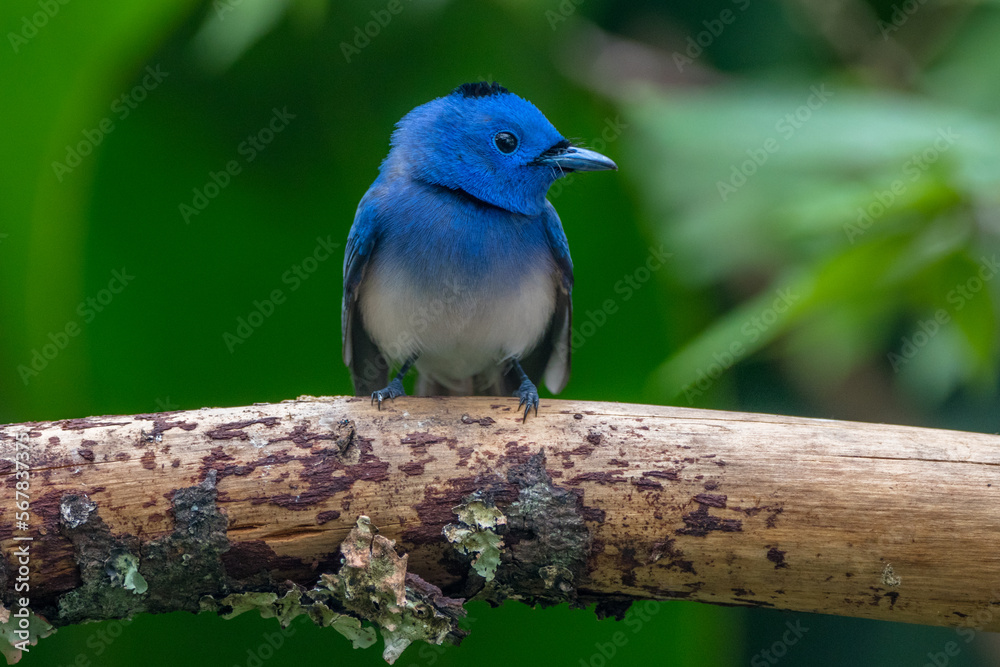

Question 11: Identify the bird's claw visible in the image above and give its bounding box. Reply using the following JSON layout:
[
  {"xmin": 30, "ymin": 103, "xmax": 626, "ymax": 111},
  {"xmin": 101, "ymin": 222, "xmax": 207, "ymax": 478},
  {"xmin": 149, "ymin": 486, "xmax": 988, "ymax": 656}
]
[
  {"xmin": 515, "ymin": 378, "xmax": 539, "ymax": 422},
  {"xmin": 371, "ymin": 378, "xmax": 406, "ymax": 410}
]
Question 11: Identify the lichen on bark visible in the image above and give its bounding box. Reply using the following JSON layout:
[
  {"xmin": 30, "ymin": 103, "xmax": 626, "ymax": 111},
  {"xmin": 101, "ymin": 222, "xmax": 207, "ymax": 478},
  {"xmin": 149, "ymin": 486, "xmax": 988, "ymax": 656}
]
[
  {"xmin": 199, "ymin": 516, "xmax": 467, "ymax": 664},
  {"xmin": 0, "ymin": 606, "xmax": 54, "ymax": 665},
  {"xmin": 57, "ymin": 470, "xmax": 231, "ymax": 625},
  {"xmin": 323, "ymin": 516, "xmax": 466, "ymax": 664},
  {"xmin": 443, "ymin": 495, "xmax": 506, "ymax": 581},
  {"xmin": 481, "ymin": 451, "xmax": 592, "ymax": 607}
]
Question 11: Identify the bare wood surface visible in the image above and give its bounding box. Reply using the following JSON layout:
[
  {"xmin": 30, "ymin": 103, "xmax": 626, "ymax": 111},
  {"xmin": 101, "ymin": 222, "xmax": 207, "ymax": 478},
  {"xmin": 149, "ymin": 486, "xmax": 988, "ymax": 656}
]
[{"xmin": 2, "ymin": 395, "xmax": 999, "ymax": 641}]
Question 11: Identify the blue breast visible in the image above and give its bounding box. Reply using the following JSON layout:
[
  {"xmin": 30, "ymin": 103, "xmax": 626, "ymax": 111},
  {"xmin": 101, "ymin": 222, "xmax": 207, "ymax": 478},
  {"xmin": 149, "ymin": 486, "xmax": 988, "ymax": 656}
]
[{"xmin": 371, "ymin": 177, "xmax": 554, "ymax": 293}]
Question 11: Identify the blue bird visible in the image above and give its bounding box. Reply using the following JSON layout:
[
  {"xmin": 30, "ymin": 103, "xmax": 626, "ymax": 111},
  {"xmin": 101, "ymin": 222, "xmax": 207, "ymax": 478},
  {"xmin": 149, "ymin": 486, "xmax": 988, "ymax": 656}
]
[{"xmin": 342, "ymin": 82, "xmax": 617, "ymax": 420}]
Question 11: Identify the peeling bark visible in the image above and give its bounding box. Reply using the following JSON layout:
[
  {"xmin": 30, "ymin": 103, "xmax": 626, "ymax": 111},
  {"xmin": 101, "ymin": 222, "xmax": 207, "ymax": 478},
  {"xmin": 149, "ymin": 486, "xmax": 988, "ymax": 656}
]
[{"xmin": 2, "ymin": 397, "xmax": 1000, "ymax": 662}]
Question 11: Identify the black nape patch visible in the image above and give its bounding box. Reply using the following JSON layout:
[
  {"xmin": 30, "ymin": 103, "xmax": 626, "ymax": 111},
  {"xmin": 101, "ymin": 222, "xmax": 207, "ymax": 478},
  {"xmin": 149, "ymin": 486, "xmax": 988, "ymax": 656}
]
[{"xmin": 453, "ymin": 81, "xmax": 509, "ymax": 98}]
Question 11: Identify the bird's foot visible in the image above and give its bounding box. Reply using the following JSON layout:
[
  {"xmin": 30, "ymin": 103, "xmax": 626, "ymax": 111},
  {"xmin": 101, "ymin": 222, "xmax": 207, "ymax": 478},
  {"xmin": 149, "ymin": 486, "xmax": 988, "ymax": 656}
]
[
  {"xmin": 515, "ymin": 378, "xmax": 539, "ymax": 422},
  {"xmin": 371, "ymin": 378, "xmax": 405, "ymax": 410}
]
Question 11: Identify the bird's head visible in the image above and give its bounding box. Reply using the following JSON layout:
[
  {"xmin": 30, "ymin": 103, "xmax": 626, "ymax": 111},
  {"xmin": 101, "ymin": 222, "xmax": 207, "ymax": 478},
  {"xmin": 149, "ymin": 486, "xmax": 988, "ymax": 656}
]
[{"xmin": 384, "ymin": 82, "xmax": 617, "ymax": 216}]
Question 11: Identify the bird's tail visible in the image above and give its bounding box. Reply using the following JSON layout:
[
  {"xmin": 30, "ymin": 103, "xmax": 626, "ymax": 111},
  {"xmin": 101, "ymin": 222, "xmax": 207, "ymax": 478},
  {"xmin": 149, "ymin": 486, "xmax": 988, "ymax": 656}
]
[{"xmin": 415, "ymin": 368, "xmax": 510, "ymax": 397}]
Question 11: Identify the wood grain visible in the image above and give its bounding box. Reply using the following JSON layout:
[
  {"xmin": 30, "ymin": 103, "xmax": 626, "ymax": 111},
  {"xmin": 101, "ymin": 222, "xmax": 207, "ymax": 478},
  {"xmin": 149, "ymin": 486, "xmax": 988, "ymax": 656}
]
[{"xmin": 2, "ymin": 396, "xmax": 998, "ymax": 632}]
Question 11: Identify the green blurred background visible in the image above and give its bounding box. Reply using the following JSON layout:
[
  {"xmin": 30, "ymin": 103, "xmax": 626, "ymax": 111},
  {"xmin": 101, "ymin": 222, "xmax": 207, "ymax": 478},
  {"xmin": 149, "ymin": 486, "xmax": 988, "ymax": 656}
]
[{"xmin": 3, "ymin": 0, "xmax": 1000, "ymax": 664}]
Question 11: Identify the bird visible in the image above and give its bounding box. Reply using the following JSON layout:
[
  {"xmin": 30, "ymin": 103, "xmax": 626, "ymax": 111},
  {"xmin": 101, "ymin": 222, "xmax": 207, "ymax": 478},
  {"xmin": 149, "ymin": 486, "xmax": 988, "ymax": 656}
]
[{"xmin": 342, "ymin": 82, "xmax": 617, "ymax": 420}]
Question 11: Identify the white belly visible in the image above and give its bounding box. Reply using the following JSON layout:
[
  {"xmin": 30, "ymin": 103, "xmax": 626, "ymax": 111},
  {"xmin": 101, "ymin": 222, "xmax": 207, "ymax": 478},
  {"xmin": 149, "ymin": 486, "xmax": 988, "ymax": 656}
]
[{"xmin": 359, "ymin": 265, "xmax": 557, "ymax": 388}]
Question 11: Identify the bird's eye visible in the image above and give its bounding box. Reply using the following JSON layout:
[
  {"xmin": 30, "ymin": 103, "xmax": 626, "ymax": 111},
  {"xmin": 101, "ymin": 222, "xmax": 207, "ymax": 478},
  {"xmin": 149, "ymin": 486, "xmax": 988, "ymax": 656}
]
[{"xmin": 494, "ymin": 131, "xmax": 519, "ymax": 154}]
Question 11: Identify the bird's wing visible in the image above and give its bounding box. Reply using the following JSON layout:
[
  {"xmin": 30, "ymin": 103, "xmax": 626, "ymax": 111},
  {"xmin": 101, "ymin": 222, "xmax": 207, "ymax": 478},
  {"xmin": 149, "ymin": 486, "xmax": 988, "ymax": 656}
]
[
  {"xmin": 502, "ymin": 202, "xmax": 573, "ymax": 395},
  {"xmin": 542, "ymin": 199, "xmax": 574, "ymax": 293},
  {"xmin": 540, "ymin": 201, "xmax": 573, "ymax": 393},
  {"xmin": 342, "ymin": 189, "xmax": 387, "ymax": 395}
]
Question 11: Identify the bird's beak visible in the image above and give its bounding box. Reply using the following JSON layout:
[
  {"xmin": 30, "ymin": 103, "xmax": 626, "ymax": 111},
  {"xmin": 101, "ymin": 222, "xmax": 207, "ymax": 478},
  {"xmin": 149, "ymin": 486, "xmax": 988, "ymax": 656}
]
[{"xmin": 534, "ymin": 144, "xmax": 618, "ymax": 172}]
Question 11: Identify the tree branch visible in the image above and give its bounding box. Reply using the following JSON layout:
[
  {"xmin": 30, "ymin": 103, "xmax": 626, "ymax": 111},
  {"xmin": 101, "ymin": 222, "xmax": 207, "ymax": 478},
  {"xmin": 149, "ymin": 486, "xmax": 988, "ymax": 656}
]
[{"xmin": 2, "ymin": 397, "xmax": 998, "ymax": 662}]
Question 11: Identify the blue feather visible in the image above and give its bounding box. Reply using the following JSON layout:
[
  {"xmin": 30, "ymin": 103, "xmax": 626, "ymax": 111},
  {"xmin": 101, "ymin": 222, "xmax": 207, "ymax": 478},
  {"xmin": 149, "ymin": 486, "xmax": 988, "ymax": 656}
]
[{"xmin": 342, "ymin": 83, "xmax": 616, "ymax": 417}]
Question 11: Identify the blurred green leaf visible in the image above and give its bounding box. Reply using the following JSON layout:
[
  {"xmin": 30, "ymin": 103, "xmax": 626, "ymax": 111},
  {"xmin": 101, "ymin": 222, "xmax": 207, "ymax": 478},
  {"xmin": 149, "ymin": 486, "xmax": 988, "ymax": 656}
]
[
  {"xmin": 627, "ymin": 80, "xmax": 1000, "ymax": 408},
  {"xmin": 0, "ymin": 0, "xmax": 198, "ymax": 417}
]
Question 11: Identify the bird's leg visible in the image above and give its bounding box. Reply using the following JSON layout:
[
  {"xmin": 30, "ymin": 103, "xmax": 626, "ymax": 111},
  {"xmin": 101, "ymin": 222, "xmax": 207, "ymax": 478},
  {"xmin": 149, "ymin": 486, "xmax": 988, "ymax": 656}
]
[
  {"xmin": 512, "ymin": 359, "xmax": 539, "ymax": 422},
  {"xmin": 371, "ymin": 357, "xmax": 416, "ymax": 410}
]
